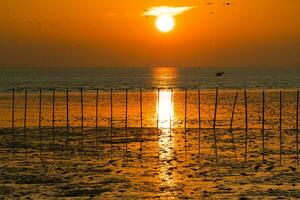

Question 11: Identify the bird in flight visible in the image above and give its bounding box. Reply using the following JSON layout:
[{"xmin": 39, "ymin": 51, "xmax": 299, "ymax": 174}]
[
  {"xmin": 215, "ymin": 72, "xmax": 225, "ymax": 77},
  {"xmin": 224, "ymin": 2, "xmax": 233, "ymax": 6}
]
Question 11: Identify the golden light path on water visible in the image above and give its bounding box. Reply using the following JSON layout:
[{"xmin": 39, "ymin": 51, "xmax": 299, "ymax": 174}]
[
  {"xmin": 158, "ymin": 90, "xmax": 173, "ymax": 129},
  {"xmin": 153, "ymin": 67, "xmax": 177, "ymax": 191},
  {"xmin": 157, "ymin": 89, "xmax": 177, "ymax": 190}
]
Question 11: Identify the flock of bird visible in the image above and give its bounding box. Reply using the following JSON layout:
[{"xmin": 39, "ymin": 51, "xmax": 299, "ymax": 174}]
[
  {"xmin": 5, "ymin": 1, "xmax": 234, "ymax": 29},
  {"xmin": 205, "ymin": 2, "xmax": 233, "ymax": 14},
  {"xmin": 206, "ymin": 2, "xmax": 233, "ymax": 6},
  {"xmin": 144, "ymin": 2, "xmax": 234, "ymax": 17}
]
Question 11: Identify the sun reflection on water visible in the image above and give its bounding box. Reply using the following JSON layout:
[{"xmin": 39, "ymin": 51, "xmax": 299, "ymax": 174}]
[
  {"xmin": 157, "ymin": 90, "xmax": 176, "ymax": 189},
  {"xmin": 153, "ymin": 67, "xmax": 178, "ymax": 192},
  {"xmin": 152, "ymin": 67, "xmax": 176, "ymax": 88},
  {"xmin": 158, "ymin": 90, "xmax": 173, "ymax": 129}
]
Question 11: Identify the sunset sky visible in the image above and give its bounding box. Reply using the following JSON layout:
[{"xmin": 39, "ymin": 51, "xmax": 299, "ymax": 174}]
[{"xmin": 0, "ymin": 0, "xmax": 300, "ymax": 68}]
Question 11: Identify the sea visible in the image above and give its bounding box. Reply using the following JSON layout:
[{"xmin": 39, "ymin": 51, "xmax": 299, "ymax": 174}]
[{"xmin": 0, "ymin": 67, "xmax": 299, "ymax": 91}]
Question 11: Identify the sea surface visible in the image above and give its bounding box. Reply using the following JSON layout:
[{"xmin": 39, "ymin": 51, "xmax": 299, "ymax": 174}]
[
  {"xmin": 0, "ymin": 67, "xmax": 299, "ymax": 91},
  {"xmin": 1, "ymin": 68, "xmax": 299, "ymax": 199},
  {"xmin": 0, "ymin": 67, "xmax": 299, "ymax": 129}
]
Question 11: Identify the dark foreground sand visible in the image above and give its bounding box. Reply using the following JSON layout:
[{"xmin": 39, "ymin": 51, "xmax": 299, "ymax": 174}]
[
  {"xmin": 0, "ymin": 90, "xmax": 300, "ymax": 199},
  {"xmin": 0, "ymin": 126, "xmax": 300, "ymax": 199}
]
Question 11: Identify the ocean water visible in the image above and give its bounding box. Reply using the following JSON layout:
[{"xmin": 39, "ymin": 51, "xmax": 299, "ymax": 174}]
[
  {"xmin": 0, "ymin": 67, "xmax": 299, "ymax": 91},
  {"xmin": 0, "ymin": 67, "xmax": 299, "ymax": 168}
]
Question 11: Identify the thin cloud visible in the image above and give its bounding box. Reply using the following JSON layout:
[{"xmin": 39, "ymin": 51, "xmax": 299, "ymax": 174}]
[{"xmin": 144, "ymin": 6, "xmax": 193, "ymax": 17}]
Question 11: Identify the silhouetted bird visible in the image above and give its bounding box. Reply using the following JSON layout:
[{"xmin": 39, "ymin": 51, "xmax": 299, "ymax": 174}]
[
  {"xmin": 144, "ymin": 9, "xmax": 150, "ymax": 17},
  {"xmin": 216, "ymin": 72, "xmax": 225, "ymax": 77},
  {"xmin": 224, "ymin": 2, "xmax": 232, "ymax": 6}
]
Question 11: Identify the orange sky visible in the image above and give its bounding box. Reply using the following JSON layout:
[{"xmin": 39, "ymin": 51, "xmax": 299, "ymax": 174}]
[{"xmin": 0, "ymin": 0, "xmax": 300, "ymax": 68}]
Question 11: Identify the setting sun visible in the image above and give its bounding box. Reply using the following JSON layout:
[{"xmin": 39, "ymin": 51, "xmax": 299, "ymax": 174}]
[
  {"xmin": 156, "ymin": 15, "xmax": 175, "ymax": 33},
  {"xmin": 144, "ymin": 6, "xmax": 192, "ymax": 33}
]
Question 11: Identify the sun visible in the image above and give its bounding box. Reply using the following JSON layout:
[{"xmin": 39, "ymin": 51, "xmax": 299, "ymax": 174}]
[{"xmin": 155, "ymin": 15, "xmax": 175, "ymax": 33}]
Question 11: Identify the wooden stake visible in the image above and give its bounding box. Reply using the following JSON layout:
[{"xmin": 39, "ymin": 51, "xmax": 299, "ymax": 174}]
[
  {"xmin": 229, "ymin": 91, "xmax": 238, "ymax": 162},
  {"xmin": 157, "ymin": 88, "xmax": 160, "ymax": 160},
  {"xmin": 169, "ymin": 89, "xmax": 173, "ymax": 138},
  {"xmin": 52, "ymin": 89, "xmax": 55, "ymax": 158},
  {"xmin": 125, "ymin": 89, "xmax": 128, "ymax": 155},
  {"xmin": 262, "ymin": 91, "xmax": 265, "ymax": 162},
  {"xmin": 213, "ymin": 88, "xmax": 219, "ymax": 164},
  {"xmin": 12, "ymin": 89, "xmax": 15, "ymax": 158},
  {"xmin": 95, "ymin": 89, "xmax": 99, "ymax": 160},
  {"xmin": 184, "ymin": 89, "xmax": 188, "ymax": 160},
  {"xmin": 279, "ymin": 91, "xmax": 282, "ymax": 165},
  {"xmin": 66, "ymin": 90, "xmax": 69, "ymax": 159},
  {"xmin": 140, "ymin": 88, "xmax": 143, "ymax": 160},
  {"xmin": 157, "ymin": 88, "xmax": 160, "ymax": 140},
  {"xmin": 39, "ymin": 89, "xmax": 42, "ymax": 159},
  {"xmin": 110, "ymin": 89, "xmax": 113, "ymax": 161},
  {"xmin": 198, "ymin": 90, "xmax": 201, "ymax": 163},
  {"xmin": 24, "ymin": 90, "xmax": 27, "ymax": 160},
  {"xmin": 296, "ymin": 90, "xmax": 299, "ymax": 165},
  {"xmin": 80, "ymin": 88, "xmax": 84, "ymax": 160},
  {"xmin": 244, "ymin": 90, "xmax": 248, "ymax": 163}
]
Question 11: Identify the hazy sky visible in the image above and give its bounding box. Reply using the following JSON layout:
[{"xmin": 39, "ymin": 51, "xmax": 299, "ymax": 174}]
[{"xmin": 0, "ymin": 0, "xmax": 299, "ymax": 68}]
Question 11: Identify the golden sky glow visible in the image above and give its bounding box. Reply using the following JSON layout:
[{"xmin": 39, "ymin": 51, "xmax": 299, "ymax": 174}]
[{"xmin": 0, "ymin": 0, "xmax": 300, "ymax": 68}]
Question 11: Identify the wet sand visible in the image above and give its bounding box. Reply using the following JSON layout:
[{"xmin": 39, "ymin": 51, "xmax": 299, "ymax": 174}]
[{"xmin": 0, "ymin": 89, "xmax": 299, "ymax": 199}]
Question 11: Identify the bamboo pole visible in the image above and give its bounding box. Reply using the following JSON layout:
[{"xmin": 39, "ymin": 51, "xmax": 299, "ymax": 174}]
[
  {"xmin": 110, "ymin": 89, "xmax": 113, "ymax": 161},
  {"xmin": 198, "ymin": 90, "xmax": 201, "ymax": 163},
  {"xmin": 213, "ymin": 88, "xmax": 219, "ymax": 164},
  {"xmin": 184, "ymin": 89, "xmax": 187, "ymax": 160},
  {"xmin": 157, "ymin": 88, "xmax": 160, "ymax": 140},
  {"xmin": 296, "ymin": 90, "xmax": 299, "ymax": 166},
  {"xmin": 169, "ymin": 89, "xmax": 173, "ymax": 138},
  {"xmin": 80, "ymin": 88, "xmax": 84, "ymax": 160},
  {"xmin": 244, "ymin": 90, "xmax": 248, "ymax": 163},
  {"xmin": 12, "ymin": 89, "xmax": 15, "ymax": 158},
  {"xmin": 229, "ymin": 91, "xmax": 238, "ymax": 162},
  {"xmin": 157, "ymin": 88, "xmax": 160, "ymax": 160},
  {"xmin": 24, "ymin": 90, "xmax": 27, "ymax": 160},
  {"xmin": 279, "ymin": 91, "xmax": 282, "ymax": 165},
  {"xmin": 52, "ymin": 89, "xmax": 55, "ymax": 157},
  {"xmin": 140, "ymin": 88, "xmax": 143, "ymax": 160},
  {"xmin": 39, "ymin": 89, "xmax": 42, "ymax": 159},
  {"xmin": 95, "ymin": 89, "xmax": 99, "ymax": 160},
  {"xmin": 66, "ymin": 90, "xmax": 69, "ymax": 159},
  {"xmin": 262, "ymin": 91, "xmax": 265, "ymax": 162},
  {"xmin": 125, "ymin": 89, "xmax": 128, "ymax": 156}
]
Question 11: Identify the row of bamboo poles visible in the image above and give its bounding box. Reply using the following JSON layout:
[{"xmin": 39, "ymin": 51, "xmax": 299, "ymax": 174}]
[{"xmin": 7, "ymin": 89, "xmax": 300, "ymax": 166}]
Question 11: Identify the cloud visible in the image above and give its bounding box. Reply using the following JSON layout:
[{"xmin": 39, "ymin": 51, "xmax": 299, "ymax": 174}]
[{"xmin": 144, "ymin": 6, "xmax": 193, "ymax": 17}]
